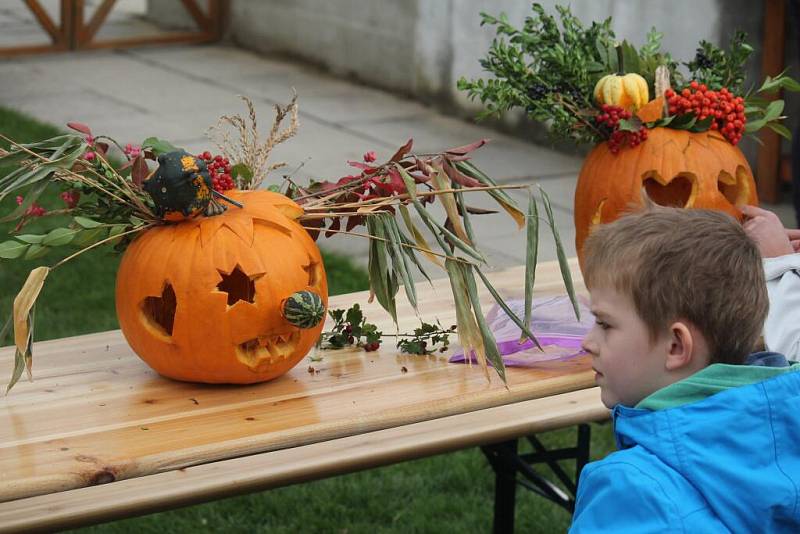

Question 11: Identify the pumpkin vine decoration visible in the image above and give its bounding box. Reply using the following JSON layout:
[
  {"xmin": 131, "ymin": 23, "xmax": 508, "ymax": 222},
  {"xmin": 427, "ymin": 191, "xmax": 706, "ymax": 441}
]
[
  {"xmin": 0, "ymin": 94, "xmax": 579, "ymax": 393},
  {"xmin": 459, "ymin": 3, "xmax": 800, "ymax": 274},
  {"xmin": 458, "ymin": 3, "xmax": 800, "ymax": 148}
]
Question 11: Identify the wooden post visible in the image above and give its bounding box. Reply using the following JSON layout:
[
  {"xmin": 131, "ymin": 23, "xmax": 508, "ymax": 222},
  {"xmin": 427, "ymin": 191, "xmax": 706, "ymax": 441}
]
[{"xmin": 756, "ymin": 0, "xmax": 787, "ymax": 203}]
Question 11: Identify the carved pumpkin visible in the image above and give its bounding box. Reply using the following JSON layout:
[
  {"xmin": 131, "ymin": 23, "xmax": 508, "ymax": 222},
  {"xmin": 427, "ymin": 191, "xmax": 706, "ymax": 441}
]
[
  {"xmin": 115, "ymin": 189, "xmax": 328, "ymax": 384},
  {"xmin": 593, "ymin": 73, "xmax": 649, "ymax": 111},
  {"xmin": 574, "ymin": 127, "xmax": 758, "ymax": 270}
]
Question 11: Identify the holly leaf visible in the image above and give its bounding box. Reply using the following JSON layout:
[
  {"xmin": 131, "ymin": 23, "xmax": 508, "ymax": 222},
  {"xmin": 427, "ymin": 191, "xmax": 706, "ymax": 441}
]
[
  {"xmin": 141, "ymin": 137, "xmax": 179, "ymax": 156},
  {"xmin": 618, "ymin": 117, "xmax": 643, "ymax": 132},
  {"xmin": 766, "ymin": 121, "xmax": 792, "ymax": 140},
  {"xmin": 689, "ymin": 116, "xmax": 714, "ymax": 132},
  {"xmin": 670, "ymin": 114, "xmax": 698, "ymax": 130},
  {"xmin": 763, "ymin": 100, "xmax": 785, "ymax": 123},
  {"xmin": 230, "ymin": 163, "xmax": 253, "ymax": 182}
]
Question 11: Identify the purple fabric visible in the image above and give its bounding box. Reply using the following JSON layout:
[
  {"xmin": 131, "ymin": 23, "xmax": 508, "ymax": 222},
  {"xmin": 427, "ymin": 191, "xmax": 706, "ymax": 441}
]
[{"xmin": 449, "ymin": 295, "xmax": 593, "ymax": 368}]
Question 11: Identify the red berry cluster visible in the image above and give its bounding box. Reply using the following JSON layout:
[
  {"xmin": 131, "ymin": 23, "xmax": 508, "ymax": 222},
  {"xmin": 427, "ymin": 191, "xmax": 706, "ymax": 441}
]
[
  {"xmin": 595, "ymin": 104, "xmax": 649, "ymax": 154},
  {"xmin": 665, "ymin": 81, "xmax": 746, "ymax": 145},
  {"xmin": 198, "ymin": 151, "xmax": 235, "ymax": 193},
  {"xmin": 15, "ymin": 195, "xmax": 46, "ymax": 216},
  {"xmin": 607, "ymin": 127, "xmax": 649, "ymax": 153},
  {"xmin": 60, "ymin": 190, "xmax": 80, "ymax": 209},
  {"xmin": 343, "ymin": 323, "xmax": 380, "ymax": 351},
  {"xmin": 595, "ymin": 104, "xmax": 631, "ymax": 129}
]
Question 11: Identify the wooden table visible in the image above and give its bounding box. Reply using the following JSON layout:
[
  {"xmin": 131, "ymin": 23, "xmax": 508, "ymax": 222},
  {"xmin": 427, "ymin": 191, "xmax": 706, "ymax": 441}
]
[{"xmin": 0, "ymin": 259, "xmax": 608, "ymax": 532}]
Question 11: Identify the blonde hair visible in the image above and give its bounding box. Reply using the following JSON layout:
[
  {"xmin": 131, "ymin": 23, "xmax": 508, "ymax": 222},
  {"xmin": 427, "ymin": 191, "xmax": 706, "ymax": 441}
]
[{"xmin": 582, "ymin": 206, "xmax": 768, "ymax": 364}]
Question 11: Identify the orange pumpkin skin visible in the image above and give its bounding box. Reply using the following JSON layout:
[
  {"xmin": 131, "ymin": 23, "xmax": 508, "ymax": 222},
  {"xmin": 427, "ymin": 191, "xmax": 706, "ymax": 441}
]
[
  {"xmin": 574, "ymin": 128, "xmax": 758, "ymax": 271},
  {"xmin": 115, "ymin": 189, "xmax": 328, "ymax": 384}
]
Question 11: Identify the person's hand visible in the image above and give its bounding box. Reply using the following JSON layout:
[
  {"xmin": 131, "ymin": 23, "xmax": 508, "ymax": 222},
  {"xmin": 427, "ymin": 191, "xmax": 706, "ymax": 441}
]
[
  {"xmin": 740, "ymin": 205, "xmax": 796, "ymax": 258},
  {"xmin": 788, "ymin": 228, "xmax": 800, "ymax": 253}
]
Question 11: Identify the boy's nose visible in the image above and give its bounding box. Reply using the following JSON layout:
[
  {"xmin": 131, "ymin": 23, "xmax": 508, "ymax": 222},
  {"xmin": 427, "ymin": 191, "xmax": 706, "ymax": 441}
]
[{"xmin": 581, "ymin": 332, "xmax": 598, "ymax": 356}]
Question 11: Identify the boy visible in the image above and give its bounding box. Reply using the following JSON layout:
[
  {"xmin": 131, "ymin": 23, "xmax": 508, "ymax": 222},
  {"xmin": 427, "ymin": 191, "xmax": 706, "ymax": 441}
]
[{"xmin": 569, "ymin": 207, "xmax": 800, "ymax": 533}]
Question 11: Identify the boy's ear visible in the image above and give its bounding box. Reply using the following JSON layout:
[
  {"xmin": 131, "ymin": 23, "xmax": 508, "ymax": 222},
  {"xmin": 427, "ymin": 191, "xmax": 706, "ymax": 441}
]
[{"xmin": 665, "ymin": 321, "xmax": 695, "ymax": 371}]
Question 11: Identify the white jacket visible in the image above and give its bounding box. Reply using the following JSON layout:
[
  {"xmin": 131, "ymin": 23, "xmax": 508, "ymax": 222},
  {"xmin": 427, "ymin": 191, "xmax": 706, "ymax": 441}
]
[{"xmin": 763, "ymin": 253, "xmax": 800, "ymax": 360}]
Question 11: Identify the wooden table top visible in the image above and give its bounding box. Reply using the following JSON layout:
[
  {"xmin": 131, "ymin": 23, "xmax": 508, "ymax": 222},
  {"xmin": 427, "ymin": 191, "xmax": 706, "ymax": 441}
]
[{"xmin": 0, "ymin": 258, "xmax": 601, "ymax": 505}]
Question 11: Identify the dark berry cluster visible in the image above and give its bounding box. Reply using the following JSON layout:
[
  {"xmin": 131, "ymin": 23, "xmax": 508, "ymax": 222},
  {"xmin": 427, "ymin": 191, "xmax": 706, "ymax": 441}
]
[
  {"xmin": 594, "ymin": 104, "xmax": 649, "ymax": 154},
  {"xmin": 665, "ymin": 81, "xmax": 746, "ymax": 145},
  {"xmin": 198, "ymin": 151, "xmax": 235, "ymax": 193},
  {"xmin": 693, "ymin": 50, "xmax": 714, "ymax": 70},
  {"xmin": 527, "ymin": 83, "xmax": 549, "ymax": 101}
]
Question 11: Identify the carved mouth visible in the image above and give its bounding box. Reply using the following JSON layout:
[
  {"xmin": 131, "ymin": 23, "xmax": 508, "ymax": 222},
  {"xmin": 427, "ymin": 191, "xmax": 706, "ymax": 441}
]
[{"xmin": 236, "ymin": 331, "xmax": 301, "ymax": 368}]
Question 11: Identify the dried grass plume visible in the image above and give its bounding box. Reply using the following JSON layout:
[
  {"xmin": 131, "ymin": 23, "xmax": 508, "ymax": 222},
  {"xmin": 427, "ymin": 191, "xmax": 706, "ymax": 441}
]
[{"xmin": 206, "ymin": 93, "xmax": 299, "ymax": 190}]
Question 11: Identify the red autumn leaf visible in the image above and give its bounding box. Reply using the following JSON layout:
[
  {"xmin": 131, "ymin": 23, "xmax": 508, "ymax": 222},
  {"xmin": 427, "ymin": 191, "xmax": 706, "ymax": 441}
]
[
  {"xmin": 303, "ymin": 218, "xmax": 324, "ymax": 241},
  {"xmin": 389, "ymin": 139, "xmax": 414, "ymax": 162},
  {"xmin": 346, "ymin": 214, "xmax": 365, "ymax": 231},
  {"xmin": 410, "ymin": 172, "xmax": 431, "ymax": 184},
  {"xmin": 325, "ymin": 217, "xmax": 341, "ymax": 238},
  {"xmin": 132, "ymin": 155, "xmax": 150, "ymax": 187},
  {"xmin": 66, "ymin": 122, "xmax": 92, "ymax": 135},
  {"xmin": 445, "ymin": 153, "xmax": 473, "ymax": 162},
  {"xmin": 444, "ymin": 138, "xmax": 489, "ymax": 156},
  {"xmin": 382, "ymin": 168, "xmax": 408, "ymax": 194},
  {"xmin": 442, "ymin": 158, "xmax": 481, "ymax": 188},
  {"xmin": 347, "ymin": 161, "xmax": 379, "ymax": 173}
]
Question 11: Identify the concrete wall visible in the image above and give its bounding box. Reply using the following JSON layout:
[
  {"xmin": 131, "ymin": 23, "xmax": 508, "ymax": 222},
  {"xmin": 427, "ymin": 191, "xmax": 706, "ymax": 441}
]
[{"xmin": 147, "ymin": 0, "xmax": 789, "ymax": 162}]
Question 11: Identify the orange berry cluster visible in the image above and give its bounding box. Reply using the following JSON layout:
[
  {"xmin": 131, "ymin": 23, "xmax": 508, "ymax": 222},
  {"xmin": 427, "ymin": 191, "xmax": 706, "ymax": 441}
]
[
  {"xmin": 198, "ymin": 151, "xmax": 235, "ymax": 193},
  {"xmin": 595, "ymin": 104, "xmax": 649, "ymax": 154},
  {"xmin": 665, "ymin": 81, "xmax": 746, "ymax": 145}
]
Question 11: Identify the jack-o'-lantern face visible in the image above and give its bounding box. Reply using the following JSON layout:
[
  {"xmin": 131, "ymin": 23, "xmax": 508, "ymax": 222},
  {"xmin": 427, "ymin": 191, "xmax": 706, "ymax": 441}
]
[
  {"xmin": 574, "ymin": 128, "xmax": 758, "ymax": 271},
  {"xmin": 115, "ymin": 190, "xmax": 328, "ymax": 384}
]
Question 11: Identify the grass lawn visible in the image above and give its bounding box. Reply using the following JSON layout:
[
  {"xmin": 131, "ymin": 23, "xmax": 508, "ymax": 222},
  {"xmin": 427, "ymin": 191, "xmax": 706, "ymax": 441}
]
[{"xmin": 1, "ymin": 107, "xmax": 615, "ymax": 533}]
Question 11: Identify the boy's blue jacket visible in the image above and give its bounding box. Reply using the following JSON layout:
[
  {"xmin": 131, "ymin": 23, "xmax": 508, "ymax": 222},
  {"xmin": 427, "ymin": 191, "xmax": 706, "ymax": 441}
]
[{"xmin": 569, "ymin": 358, "xmax": 800, "ymax": 533}]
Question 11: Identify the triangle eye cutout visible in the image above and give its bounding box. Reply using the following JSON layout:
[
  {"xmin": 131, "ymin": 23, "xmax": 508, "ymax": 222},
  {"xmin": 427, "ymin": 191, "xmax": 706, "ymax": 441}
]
[
  {"xmin": 717, "ymin": 166, "xmax": 749, "ymax": 206},
  {"xmin": 303, "ymin": 259, "xmax": 322, "ymax": 287},
  {"xmin": 217, "ymin": 265, "xmax": 262, "ymax": 306}
]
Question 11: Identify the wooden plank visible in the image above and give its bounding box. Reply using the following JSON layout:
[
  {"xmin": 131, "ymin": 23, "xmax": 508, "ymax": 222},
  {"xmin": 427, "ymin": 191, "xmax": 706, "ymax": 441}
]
[
  {"xmin": 0, "ymin": 388, "xmax": 607, "ymax": 533},
  {"xmin": 0, "ymin": 261, "xmax": 594, "ymax": 503},
  {"xmin": 80, "ymin": 32, "xmax": 218, "ymax": 51},
  {"xmin": 79, "ymin": 0, "xmax": 117, "ymax": 46},
  {"xmin": 756, "ymin": 0, "xmax": 787, "ymax": 203},
  {"xmin": 23, "ymin": 0, "xmax": 60, "ymax": 43},
  {"xmin": 180, "ymin": 0, "xmax": 211, "ymax": 32}
]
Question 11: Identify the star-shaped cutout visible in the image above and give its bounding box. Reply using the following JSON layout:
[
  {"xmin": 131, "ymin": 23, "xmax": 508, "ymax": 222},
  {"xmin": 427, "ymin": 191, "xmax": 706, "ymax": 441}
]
[{"xmin": 217, "ymin": 265, "xmax": 263, "ymax": 305}]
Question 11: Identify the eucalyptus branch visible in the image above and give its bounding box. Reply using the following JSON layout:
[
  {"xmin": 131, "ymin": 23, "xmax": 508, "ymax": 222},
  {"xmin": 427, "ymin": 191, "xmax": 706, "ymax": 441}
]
[
  {"xmin": 299, "ymin": 225, "xmax": 473, "ymax": 264},
  {"xmin": 301, "ymin": 184, "xmax": 528, "ymax": 211},
  {"xmin": 51, "ymin": 224, "xmax": 154, "ymax": 270}
]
